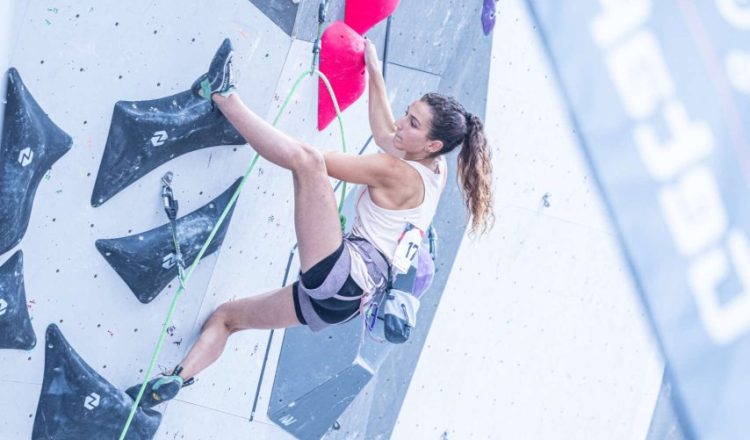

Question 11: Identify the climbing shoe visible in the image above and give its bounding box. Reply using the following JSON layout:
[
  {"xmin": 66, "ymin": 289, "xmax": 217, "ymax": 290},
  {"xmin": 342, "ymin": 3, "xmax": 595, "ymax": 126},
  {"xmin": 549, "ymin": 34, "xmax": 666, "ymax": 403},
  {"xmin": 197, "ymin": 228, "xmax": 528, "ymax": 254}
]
[
  {"xmin": 125, "ymin": 366, "xmax": 194, "ymax": 408},
  {"xmin": 192, "ymin": 38, "xmax": 236, "ymax": 99}
]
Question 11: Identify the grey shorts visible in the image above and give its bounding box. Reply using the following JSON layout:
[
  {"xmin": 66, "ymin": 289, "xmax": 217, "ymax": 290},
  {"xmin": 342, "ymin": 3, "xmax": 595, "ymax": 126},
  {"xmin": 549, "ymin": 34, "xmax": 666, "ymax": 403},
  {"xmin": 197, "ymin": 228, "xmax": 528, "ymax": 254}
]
[{"xmin": 292, "ymin": 234, "xmax": 390, "ymax": 332}]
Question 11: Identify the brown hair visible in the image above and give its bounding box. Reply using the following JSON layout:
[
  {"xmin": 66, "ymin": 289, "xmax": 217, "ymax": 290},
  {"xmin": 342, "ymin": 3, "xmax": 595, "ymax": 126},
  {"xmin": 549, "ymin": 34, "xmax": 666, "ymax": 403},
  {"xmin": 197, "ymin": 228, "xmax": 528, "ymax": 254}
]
[{"xmin": 421, "ymin": 93, "xmax": 494, "ymax": 235}]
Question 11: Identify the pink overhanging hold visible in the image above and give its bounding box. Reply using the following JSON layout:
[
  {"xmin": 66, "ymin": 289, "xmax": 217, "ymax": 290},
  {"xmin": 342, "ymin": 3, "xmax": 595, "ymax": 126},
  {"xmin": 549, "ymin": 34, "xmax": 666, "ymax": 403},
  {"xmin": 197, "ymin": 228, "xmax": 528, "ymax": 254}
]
[
  {"xmin": 317, "ymin": 0, "xmax": 401, "ymax": 130},
  {"xmin": 344, "ymin": 0, "xmax": 400, "ymax": 35},
  {"xmin": 318, "ymin": 21, "xmax": 366, "ymax": 130}
]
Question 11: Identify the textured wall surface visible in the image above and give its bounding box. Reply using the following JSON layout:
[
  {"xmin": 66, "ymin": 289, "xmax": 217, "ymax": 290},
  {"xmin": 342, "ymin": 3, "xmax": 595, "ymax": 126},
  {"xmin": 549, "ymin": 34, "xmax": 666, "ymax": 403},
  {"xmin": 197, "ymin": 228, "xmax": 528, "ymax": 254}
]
[{"xmin": 0, "ymin": 0, "xmax": 663, "ymax": 439}]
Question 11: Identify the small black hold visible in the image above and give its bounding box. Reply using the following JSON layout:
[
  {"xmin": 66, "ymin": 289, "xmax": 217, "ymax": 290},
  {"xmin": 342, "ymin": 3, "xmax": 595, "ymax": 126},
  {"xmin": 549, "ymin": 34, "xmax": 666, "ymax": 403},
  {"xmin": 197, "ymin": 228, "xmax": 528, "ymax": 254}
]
[
  {"xmin": 118, "ymin": 75, "xmax": 122, "ymax": 79},
  {"xmin": 115, "ymin": 21, "xmax": 119, "ymax": 26},
  {"xmin": 191, "ymin": 38, "xmax": 195, "ymax": 42},
  {"xmin": 153, "ymin": 30, "xmax": 157, "ymax": 34},
  {"xmin": 40, "ymin": 60, "xmax": 44, "ymax": 64},
  {"xmin": 83, "ymin": 120, "xmax": 87, "ymax": 125},
  {"xmin": 55, "ymin": 269, "xmax": 59, "ymax": 273},
  {"xmin": 156, "ymin": 82, "xmax": 161, "ymax": 87},
  {"xmin": 93, "ymin": 274, "xmax": 98, "ymax": 278},
  {"xmin": 79, "ymin": 67, "xmax": 84, "ymax": 72}
]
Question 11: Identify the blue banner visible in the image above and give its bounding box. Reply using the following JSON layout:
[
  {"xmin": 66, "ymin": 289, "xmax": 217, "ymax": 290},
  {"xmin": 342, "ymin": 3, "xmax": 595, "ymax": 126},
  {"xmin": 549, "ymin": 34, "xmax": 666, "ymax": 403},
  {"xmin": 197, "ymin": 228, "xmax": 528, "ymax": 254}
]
[{"xmin": 525, "ymin": 1, "xmax": 750, "ymax": 438}]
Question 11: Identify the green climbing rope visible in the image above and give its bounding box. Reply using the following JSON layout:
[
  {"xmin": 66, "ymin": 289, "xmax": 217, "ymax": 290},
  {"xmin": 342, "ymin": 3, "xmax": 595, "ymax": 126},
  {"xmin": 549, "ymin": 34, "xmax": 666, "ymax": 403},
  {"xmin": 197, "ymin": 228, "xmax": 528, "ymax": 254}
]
[{"xmin": 119, "ymin": 67, "xmax": 350, "ymax": 439}]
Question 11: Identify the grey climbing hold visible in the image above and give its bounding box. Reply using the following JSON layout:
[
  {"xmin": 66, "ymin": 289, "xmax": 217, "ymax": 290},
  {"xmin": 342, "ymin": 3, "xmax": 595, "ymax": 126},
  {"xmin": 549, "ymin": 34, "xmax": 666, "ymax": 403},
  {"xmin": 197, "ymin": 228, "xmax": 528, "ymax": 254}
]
[
  {"xmin": 90, "ymin": 89, "xmax": 245, "ymax": 207},
  {"xmin": 95, "ymin": 178, "xmax": 242, "ymax": 303},
  {"xmin": 0, "ymin": 68, "xmax": 72, "ymax": 255},
  {"xmin": 249, "ymin": 0, "xmax": 299, "ymax": 36},
  {"xmin": 0, "ymin": 250, "xmax": 36, "ymax": 350},
  {"xmin": 32, "ymin": 324, "xmax": 161, "ymax": 439}
]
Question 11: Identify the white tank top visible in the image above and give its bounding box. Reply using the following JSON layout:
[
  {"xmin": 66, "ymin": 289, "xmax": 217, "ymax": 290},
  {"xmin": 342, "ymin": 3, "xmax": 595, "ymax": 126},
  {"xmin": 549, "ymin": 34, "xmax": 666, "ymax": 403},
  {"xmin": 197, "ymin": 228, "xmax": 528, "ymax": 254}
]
[{"xmin": 351, "ymin": 156, "xmax": 447, "ymax": 261}]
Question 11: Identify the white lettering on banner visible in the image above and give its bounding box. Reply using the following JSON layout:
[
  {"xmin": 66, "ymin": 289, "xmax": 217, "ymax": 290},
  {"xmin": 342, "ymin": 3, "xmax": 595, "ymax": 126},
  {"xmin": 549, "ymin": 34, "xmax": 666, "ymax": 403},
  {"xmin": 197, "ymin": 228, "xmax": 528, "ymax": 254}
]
[
  {"xmin": 591, "ymin": 2, "xmax": 750, "ymax": 344},
  {"xmin": 690, "ymin": 230, "xmax": 750, "ymax": 344},
  {"xmin": 635, "ymin": 101, "xmax": 714, "ymax": 180},
  {"xmin": 605, "ymin": 31, "xmax": 674, "ymax": 119},
  {"xmin": 716, "ymin": 0, "xmax": 750, "ymax": 115},
  {"xmin": 591, "ymin": 0, "xmax": 652, "ymax": 47},
  {"xmin": 726, "ymin": 50, "xmax": 750, "ymax": 95},
  {"xmin": 660, "ymin": 165, "xmax": 727, "ymax": 256},
  {"xmin": 715, "ymin": 0, "xmax": 750, "ymax": 30}
]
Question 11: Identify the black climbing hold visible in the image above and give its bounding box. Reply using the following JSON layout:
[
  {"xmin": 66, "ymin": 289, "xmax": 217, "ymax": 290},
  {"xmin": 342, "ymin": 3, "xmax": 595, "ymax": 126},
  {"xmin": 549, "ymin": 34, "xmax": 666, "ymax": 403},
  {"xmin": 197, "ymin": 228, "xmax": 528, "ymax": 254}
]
[
  {"xmin": 0, "ymin": 68, "xmax": 73, "ymax": 255},
  {"xmin": 0, "ymin": 250, "xmax": 36, "ymax": 350},
  {"xmin": 32, "ymin": 324, "xmax": 161, "ymax": 440},
  {"xmin": 90, "ymin": 89, "xmax": 245, "ymax": 207},
  {"xmin": 95, "ymin": 178, "xmax": 242, "ymax": 303}
]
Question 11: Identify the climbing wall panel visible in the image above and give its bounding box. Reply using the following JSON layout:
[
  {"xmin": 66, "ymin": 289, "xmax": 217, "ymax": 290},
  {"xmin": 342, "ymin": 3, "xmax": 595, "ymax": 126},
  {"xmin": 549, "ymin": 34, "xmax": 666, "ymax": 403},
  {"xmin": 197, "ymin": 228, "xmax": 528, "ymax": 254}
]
[
  {"xmin": 387, "ymin": 0, "xmax": 483, "ymax": 75},
  {"xmin": 0, "ymin": 0, "xmax": 293, "ymax": 438}
]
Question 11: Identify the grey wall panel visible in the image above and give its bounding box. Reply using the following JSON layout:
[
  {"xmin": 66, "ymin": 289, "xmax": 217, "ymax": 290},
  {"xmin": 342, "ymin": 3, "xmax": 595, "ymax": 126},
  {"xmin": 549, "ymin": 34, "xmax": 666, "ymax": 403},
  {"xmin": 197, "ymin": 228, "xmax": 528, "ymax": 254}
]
[
  {"xmin": 438, "ymin": 14, "xmax": 493, "ymax": 116},
  {"xmin": 249, "ymin": 0, "xmax": 299, "ymax": 36},
  {"xmin": 384, "ymin": 62, "xmax": 442, "ymax": 119},
  {"xmin": 388, "ymin": 0, "xmax": 484, "ymax": 75}
]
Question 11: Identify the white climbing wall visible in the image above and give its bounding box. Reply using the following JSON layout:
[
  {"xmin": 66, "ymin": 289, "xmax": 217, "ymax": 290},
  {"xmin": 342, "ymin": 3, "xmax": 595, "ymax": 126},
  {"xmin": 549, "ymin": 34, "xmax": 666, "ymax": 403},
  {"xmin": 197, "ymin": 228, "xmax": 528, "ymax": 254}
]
[{"xmin": 0, "ymin": 0, "xmax": 664, "ymax": 439}]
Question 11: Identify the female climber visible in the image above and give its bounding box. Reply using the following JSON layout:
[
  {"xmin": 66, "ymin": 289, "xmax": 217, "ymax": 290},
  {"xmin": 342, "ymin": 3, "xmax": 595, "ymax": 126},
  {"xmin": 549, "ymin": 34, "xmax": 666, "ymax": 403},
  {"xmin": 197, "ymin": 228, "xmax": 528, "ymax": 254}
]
[{"xmin": 127, "ymin": 38, "xmax": 494, "ymax": 406}]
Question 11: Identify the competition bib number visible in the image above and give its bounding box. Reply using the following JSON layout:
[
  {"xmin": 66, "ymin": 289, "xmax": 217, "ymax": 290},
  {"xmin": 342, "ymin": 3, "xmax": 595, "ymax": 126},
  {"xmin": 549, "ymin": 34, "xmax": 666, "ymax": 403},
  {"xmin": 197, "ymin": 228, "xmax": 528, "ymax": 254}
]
[{"xmin": 392, "ymin": 223, "xmax": 424, "ymax": 274}]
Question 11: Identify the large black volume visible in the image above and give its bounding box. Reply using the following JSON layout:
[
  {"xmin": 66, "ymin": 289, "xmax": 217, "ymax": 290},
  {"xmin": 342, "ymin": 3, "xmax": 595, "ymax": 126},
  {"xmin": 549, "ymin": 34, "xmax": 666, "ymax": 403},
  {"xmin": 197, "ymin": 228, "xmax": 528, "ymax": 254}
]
[
  {"xmin": 96, "ymin": 178, "xmax": 242, "ymax": 303},
  {"xmin": 0, "ymin": 68, "xmax": 72, "ymax": 255}
]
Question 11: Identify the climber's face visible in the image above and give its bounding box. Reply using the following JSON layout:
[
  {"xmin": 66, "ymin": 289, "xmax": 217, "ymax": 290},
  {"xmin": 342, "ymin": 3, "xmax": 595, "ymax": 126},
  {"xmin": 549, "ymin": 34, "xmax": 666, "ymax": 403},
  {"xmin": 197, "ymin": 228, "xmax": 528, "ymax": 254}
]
[{"xmin": 394, "ymin": 100, "xmax": 442, "ymax": 159}]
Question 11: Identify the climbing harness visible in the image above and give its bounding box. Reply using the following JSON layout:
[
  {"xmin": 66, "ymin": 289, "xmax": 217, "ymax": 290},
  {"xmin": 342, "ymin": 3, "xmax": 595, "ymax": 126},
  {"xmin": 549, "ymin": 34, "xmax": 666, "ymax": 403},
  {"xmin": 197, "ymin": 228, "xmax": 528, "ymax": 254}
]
[{"xmin": 120, "ymin": 4, "xmax": 352, "ymax": 438}]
